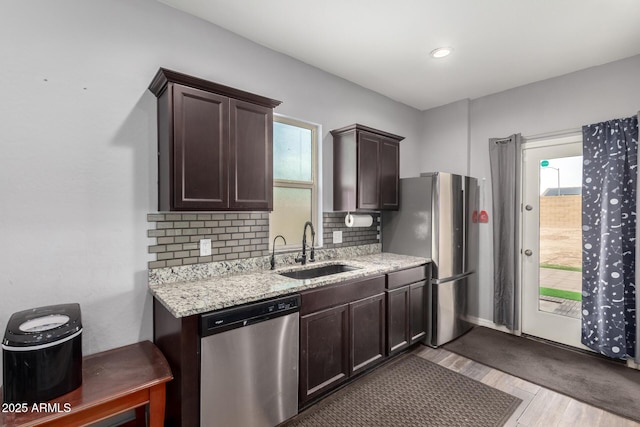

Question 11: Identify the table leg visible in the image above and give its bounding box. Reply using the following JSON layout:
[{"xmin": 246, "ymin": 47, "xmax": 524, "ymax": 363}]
[{"xmin": 148, "ymin": 384, "xmax": 167, "ymax": 427}]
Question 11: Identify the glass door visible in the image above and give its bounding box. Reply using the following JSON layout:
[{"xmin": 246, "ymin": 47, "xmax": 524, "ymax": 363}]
[{"xmin": 521, "ymin": 135, "xmax": 588, "ymax": 349}]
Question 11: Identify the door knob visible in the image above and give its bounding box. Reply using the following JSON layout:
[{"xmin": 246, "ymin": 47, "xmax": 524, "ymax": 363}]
[
  {"xmin": 524, "ymin": 249, "xmax": 533, "ymax": 256},
  {"xmin": 525, "ymin": 204, "xmax": 533, "ymax": 211}
]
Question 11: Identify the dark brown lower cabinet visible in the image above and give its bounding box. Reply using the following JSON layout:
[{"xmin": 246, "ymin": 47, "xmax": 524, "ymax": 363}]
[
  {"xmin": 350, "ymin": 293, "xmax": 386, "ymax": 374},
  {"xmin": 385, "ymin": 264, "xmax": 429, "ymax": 356},
  {"xmin": 299, "ymin": 304, "xmax": 350, "ymax": 404},
  {"xmin": 298, "ymin": 275, "xmax": 386, "ymax": 407}
]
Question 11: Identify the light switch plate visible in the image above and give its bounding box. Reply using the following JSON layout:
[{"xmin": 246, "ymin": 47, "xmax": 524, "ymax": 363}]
[
  {"xmin": 200, "ymin": 239, "xmax": 212, "ymax": 256},
  {"xmin": 333, "ymin": 231, "xmax": 343, "ymax": 244}
]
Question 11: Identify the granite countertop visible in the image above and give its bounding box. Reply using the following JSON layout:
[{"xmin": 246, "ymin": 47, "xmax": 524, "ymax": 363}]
[{"xmin": 149, "ymin": 252, "xmax": 430, "ymax": 318}]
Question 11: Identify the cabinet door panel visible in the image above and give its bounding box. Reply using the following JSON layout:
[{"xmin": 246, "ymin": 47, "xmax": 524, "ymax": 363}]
[
  {"xmin": 410, "ymin": 281, "xmax": 427, "ymax": 343},
  {"xmin": 350, "ymin": 293, "xmax": 385, "ymax": 374},
  {"xmin": 229, "ymin": 99, "xmax": 273, "ymax": 210},
  {"xmin": 299, "ymin": 304, "xmax": 349, "ymax": 405},
  {"xmin": 173, "ymin": 84, "xmax": 228, "ymax": 210},
  {"xmin": 380, "ymin": 138, "xmax": 400, "ymax": 210},
  {"xmin": 357, "ymin": 132, "xmax": 380, "ymax": 209},
  {"xmin": 386, "ymin": 287, "xmax": 410, "ymax": 354}
]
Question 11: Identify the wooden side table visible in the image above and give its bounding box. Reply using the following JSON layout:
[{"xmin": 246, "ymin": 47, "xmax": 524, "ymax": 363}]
[{"xmin": 0, "ymin": 340, "xmax": 173, "ymax": 427}]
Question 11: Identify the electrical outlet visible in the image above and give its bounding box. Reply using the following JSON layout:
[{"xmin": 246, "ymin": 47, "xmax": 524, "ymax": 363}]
[
  {"xmin": 333, "ymin": 231, "xmax": 343, "ymax": 244},
  {"xmin": 199, "ymin": 239, "xmax": 212, "ymax": 256}
]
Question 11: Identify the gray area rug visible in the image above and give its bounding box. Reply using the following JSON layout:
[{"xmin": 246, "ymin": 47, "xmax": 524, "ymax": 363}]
[
  {"xmin": 283, "ymin": 354, "xmax": 521, "ymax": 427},
  {"xmin": 444, "ymin": 327, "xmax": 640, "ymax": 423}
]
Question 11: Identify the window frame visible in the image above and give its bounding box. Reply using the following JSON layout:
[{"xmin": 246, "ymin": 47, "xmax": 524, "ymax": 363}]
[{"xmin": 270, "ymin": 115, "xmax": 321, "ymax": 251}]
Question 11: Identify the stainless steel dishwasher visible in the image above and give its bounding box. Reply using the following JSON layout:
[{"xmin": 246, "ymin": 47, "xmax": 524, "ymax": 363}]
[{"xmin": 200, "ymin": 294, "xmax": 300, "ymax": 427}]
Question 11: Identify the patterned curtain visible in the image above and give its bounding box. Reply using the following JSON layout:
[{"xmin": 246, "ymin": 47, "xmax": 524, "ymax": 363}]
[{"xmin": 581, "ymin": 115, "xmax": 638, "ymax": 359}]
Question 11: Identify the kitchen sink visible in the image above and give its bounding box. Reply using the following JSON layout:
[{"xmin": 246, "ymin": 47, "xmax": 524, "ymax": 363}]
[{"xmin": 279, "ymin": 264, "xmax": 360, "ymax": 280}]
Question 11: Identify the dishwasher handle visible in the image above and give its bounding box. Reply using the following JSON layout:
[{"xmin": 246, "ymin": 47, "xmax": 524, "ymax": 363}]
[{"xmin": 200, "ymin": 294, "xmax": 300, "ymax": 337}]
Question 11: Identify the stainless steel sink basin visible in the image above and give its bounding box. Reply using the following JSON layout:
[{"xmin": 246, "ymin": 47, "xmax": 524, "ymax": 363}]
[{"xmin": 279, "ymin": 264, "xmax": 360, "ymax": 280}]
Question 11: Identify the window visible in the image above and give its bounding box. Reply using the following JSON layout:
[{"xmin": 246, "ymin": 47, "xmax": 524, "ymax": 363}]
[{"xmin": 270, "ymin": 116, "xmax": 319, "ymax": 250}]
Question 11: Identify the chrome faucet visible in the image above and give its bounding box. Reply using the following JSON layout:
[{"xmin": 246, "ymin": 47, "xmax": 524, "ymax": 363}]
[
  {"xmin": 295, "ymin": 221, "xmax": 315, "ymax": 265},
  {"xmin": 270, "ymin": 235, "xmax": 286, "ymax": 270}
]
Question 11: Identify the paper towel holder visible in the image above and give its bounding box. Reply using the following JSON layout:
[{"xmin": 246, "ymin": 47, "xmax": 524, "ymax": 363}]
[{"xmin": 345, "ymin": 211, "xmax": 374, "ymax": 228}]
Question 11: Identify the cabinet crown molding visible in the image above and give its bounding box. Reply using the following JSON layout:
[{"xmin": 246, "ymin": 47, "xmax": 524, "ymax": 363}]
[
  {"xmin": 330, "ymin": 123, "xmax": 405, "ymax": 142},
  {"xmin": 148, "ymin": 67, "xmax": 282, "ymax": 109}
]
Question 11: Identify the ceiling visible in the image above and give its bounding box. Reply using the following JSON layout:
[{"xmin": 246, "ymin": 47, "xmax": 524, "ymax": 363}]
[{"xmin": 157, "ymin": 0, "xmax": 640, "ymax": 111}]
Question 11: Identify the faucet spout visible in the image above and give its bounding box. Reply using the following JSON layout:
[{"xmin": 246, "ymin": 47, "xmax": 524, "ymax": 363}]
[
  {"xmin": 304, "ymin": 221, "xmax": 315, "ymax": 263},
  {"xmin": 295, "ymin": 221, "xmax": 316, "ymax": 265},
  {"xmin": 270, "ymin": 235, "xmax": 286, "ymax": 270}
]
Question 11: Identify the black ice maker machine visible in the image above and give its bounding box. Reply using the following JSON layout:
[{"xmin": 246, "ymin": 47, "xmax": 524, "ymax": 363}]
[{"xmin": 2, "ymin": 303, "xmax": 83, "ymax": 404}]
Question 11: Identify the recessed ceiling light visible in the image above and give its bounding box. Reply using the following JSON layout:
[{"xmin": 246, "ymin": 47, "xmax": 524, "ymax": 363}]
[{"xmin": 430, "ymin": 47, "xmax": 453, "ymax": 59}]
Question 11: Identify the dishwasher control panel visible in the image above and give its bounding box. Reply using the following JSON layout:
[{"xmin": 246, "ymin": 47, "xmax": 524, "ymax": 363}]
[{"xmin": 200, "ymin": 294, "xmax": 300, "ymax": 337}]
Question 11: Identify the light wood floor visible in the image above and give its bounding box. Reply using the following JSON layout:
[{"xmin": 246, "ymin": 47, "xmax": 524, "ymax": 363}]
[{"xmin": 412, "ymin": 345, "xmax": 640, "ymax": 427}]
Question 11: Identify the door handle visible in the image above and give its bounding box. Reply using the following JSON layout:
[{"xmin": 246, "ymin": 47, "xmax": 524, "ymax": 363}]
[{"xmin": 524, "ymin": 249, "xmax": 533, "ymax": 256}]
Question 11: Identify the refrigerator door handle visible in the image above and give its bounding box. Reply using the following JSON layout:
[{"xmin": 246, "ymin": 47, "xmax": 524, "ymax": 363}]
[
  {"xmin": 431, "ymin": 271, "xmax": 473, "ymax": 285},
  {"xmin": 462, "ymin": 187, "xmax": 466, "ymax": 272}
]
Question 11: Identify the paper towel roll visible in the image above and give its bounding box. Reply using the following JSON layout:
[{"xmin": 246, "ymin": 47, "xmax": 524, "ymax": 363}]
[{"xmin": 345, "ymin": 213, "xmax": 373, "ymax": 227}]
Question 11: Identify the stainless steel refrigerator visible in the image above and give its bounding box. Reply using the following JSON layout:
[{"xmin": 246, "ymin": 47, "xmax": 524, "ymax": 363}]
[{"xmin": 382, "ymin": 172, "xmax": 479, "ymax": 347}]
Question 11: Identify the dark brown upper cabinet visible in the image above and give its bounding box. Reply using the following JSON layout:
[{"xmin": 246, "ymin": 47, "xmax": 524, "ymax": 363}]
[
  {"xmin": 331, "ymin": 124, "xmax": 403, "ymax": 211},
  {"xmin": 149, "ymin": 68, "xmax": 282, "ymax": 211}
]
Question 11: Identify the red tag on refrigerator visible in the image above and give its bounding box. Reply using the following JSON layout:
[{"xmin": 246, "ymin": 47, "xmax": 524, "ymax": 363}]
[
  {"xmin": 472, "ymin": 210, "xmax": 478, "ymax": 223},
  {"xmin": 479, "ymin": 210, "xmax": 489, "ymax": 223}
]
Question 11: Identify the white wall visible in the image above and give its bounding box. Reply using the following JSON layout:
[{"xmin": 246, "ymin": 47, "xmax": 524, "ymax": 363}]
[
  {"xmin": 421, "ymin": 54, "xmax": 640, "ymax": 322},
  {"xmin": 419, "ymin": 99, "xmax": 470, "ymax": 176},
  {"xmin": 0, "ymin": 0, "xmax": 422, "ymax": 383}
]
